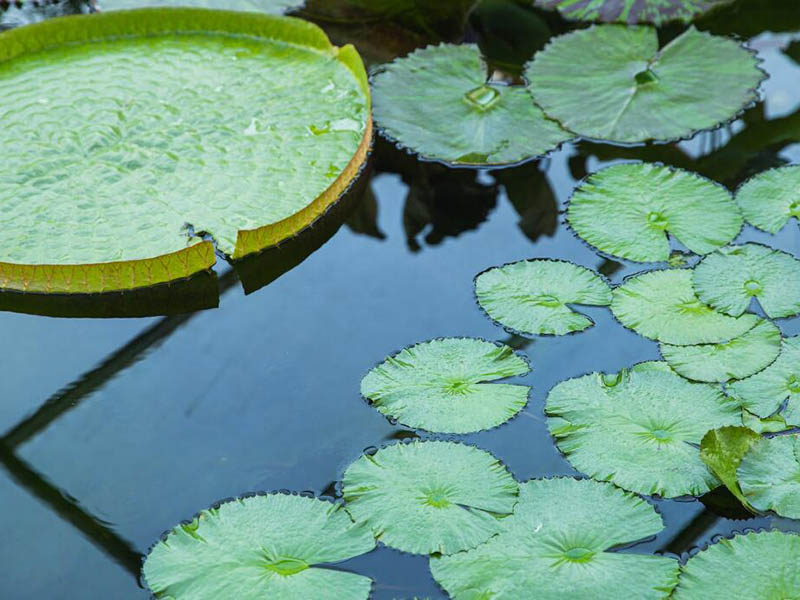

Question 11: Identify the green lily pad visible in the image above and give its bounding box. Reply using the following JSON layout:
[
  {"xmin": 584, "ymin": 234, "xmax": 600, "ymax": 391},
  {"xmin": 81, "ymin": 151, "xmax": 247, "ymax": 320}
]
[
  {"xmin": 735, "ymin": 166, "xmax": 800, "ymax": 234},
  {"xmin": 611, "ymin": 269, "xmax": 760, "ymax": 345},
  {"xmin": 342, "ymin": 441, "xmax": 518, "ymax": 555},
  {"xmin": 430, "ymin": 477, "xmax": 679, "ymax": 599},
  {"xmin": 693, "ymin": 244, "xmax": 800, "ymax": 319},
  {"xmin": 546, "ymin": 363, "xmax": 742, "ymax": 497},
  {"xmin": 671, "ymin": 531, "xmax": 800, "ymax": 599},
  {"xmin": 738, "ymin": 434, "xmax": 800, "ymax": 519},
  {"xmin": 533, "ymin": 0, "xmax": 735, "ymax": 25},
  {"xmin": 567, "ymin": 163, "xmax": 742, "ymax": 262},
  {"xmin": 0, "ymin": 10, "xmax": 370, "ymax": 293},
  {"xmin": 526, "ymin": 26, "xmax": 764, "ymax": 143},
  {"xmin": 100, "ymin": 0, "xmax": 303, "ymax": 12},
  {"xmin": 742, "ymin": 410, "xmax": 789, "ymax": 434},
  {"xmin": 659, "ymin": 320, "xmax": 781, "ymax": 383},
  {"xmin": 474, "ymin": 259, "xmax": 612, "ymax": 336},
  {"xmin": 371, "ymin": 44, "xmax": 572, "ymax": 165},
  {"xmin": 142, "ymin": 493, "xmax": 376, "ymax": 599},
  {"xmin": 728, "ymin": 336, "xmax": 800, "ymax": 427},
  {"xmin": 360, "ymin": 338, "xmax": 531, "ymax": 434},
  {"xmin": 699, "ymin": 426, "xmax": 761, "ymax": 510}
]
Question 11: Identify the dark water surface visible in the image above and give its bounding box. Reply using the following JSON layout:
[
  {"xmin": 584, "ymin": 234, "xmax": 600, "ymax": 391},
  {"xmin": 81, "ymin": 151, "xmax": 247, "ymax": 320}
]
[{"xmin": 2, "ymin": 2, "xmax": 800, "ymax": 598}]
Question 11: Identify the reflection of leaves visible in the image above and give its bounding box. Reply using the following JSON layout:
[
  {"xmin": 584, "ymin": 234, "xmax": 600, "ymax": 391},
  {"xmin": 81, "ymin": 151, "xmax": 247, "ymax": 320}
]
[
  {"xmin": 696, "ymin": 0, "xmax": 800, "ymax": 38},
  {"xmin": 493, "ymin": 162, "xmax": 559, "ymax": 243},
  {"xmin": 1, "ymin": 0, "xmax": 88, "ymax": 30},
  {"xmin": 345, "ymin": 184, "xmax": 386, "ymax": 240}
]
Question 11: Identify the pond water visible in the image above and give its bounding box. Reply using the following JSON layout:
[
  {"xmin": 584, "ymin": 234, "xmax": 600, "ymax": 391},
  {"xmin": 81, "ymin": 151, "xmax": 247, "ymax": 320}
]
[{"xmin": 1, "ymin": 1, "xmax": 800, "ymax": 598}]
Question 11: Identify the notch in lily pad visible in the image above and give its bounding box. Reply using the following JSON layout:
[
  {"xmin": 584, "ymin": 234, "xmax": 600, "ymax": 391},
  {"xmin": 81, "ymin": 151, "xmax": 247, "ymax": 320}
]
[
  {"xmin": 735, "ymin": 166, "xmax": 800, "ymax": 233},
  {"xmin": 533, "ymin": 0, "xmax": 736, "ymax": 25}
]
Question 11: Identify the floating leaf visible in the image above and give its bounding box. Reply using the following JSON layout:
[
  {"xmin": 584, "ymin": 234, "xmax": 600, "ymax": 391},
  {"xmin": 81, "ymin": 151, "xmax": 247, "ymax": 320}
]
[
  {"xmin": 142, "ymin": 493, "xmax": 376, "ymax": 599},
  {"xmin": 735, "ymin": 166, "xmax": 800, "ymax": 233},
  {"xmin": 533, "ymin": 0, "xmax": 735, "ymax": 25},
  {"xmin": 546, "ymin": 363, "xmax": 742, "ymax": 497},
  {"xmin": 659, "ymin": 320, "xmax": 781, "ymax": 383},
  {"xmin": 371, "ymin": 44, "xmax": 571, "ymax": 165},
  {"xmin": 699, "ymin": 426, "xmax": 761, "ymax": 510},
  {"xmin": 474, "ymin": 259, "xmax": 612, "ymax": 336},
  {"xmin": 361, "ymin": 338, "xmax": 530, "ymax": 434},
  {"xmin": 742, "ymin": 409, "xmax": 789, "ymax": 434},
  {"xmin": 526, "ymin": 26, "xmax": 764, "ymax": 143},
  {"xmin": 738, "ymin": 434, "xmax": 800, "ymax": 519},
  {"xmin": 342, "ymin": 441, "xmax": 518, "ymax": 555},
  {"xmin": 0, "ymin": 10, "xmax": 370, "ymax": 293},
  {"xmin": 671, "ymin": 531, "xmax": 800, "ymax": 599},
  {"xmin": 611, "ymin": 270, "xmax": 760, "ymax": 345},
  {"xmin": 100, "ymin": 0, "xmax": 303, "ymax": 11},
  {"xmin": 430, "ymin": 478, "xmax": 679, "ymax": 599},
  {"xmin": 567, "ymin": 163, "xmax": 742, "ymax": 262}
]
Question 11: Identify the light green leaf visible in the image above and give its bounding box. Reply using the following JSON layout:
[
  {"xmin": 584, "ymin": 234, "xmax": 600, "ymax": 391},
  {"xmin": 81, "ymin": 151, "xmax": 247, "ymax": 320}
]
[
  {"xmin": 611, "ymin": 269, "xmax": 760, "ymax": 345},
  {"xmin": 361, "ymin": 338, "xmax": 530, "ymax": 434},
  {"xmin": 430, "ymin": 478, "xmax": 679, "ymax": 599},
  {"xmin": 546, "ymin": 363, "xmax": 743, "ymax": 497},
  {"xmin": 735, "ymin": 166, "xmax": 800, "ymax": 234},
  {"xmin": 100, "ymin": 0, "xmax": 302, "ymax": 12},
  {"xmin": 659, "ymin": 320, "xmax": 781, "ymax": 383},
  {"xmin": 738, "ymin": 434, "xmax": 800, "ymax": 519},
  {"xmin": 371, "ymin": 44, "xmax": 572, "ymax": 165},
  {"xmin": 699, "ymin": 426, "xmax": 761, "ymax": 510},
  {"xmin": 672, "ymin": 531, "xmax": 800, "ymax": 599},
  {"xmin": 526, "ymin": 26, "xmax": 764, "ymax": 143},
  {"xmin": 533, "ymin": 0, "xmax": 735, "ymax": 25},
  {"xmin": 142, "ymin": 493, "xmax": 376, "ymax": 600},
  {"xmin": 742, "ymin": 409, "xmax": 789, "ymax": 434},
  {"xmin": 474, "ymin": 259, "xmax": 612, "ymax": 336},
  {"xmin": 342, "ymin": 441, "xmax": 518, "ymax": 555},
  {"xmin": 567, "ymin": 163, "xmax": 742, "ymax": 262}
]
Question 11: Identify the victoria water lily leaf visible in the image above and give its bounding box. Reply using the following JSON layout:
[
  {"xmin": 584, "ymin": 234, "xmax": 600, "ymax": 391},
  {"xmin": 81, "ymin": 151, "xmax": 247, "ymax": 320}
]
[
  {"xmin": 525, "ymin": 26, "xmax": 764, "ymax": 143},
  {"xmin": 659, "ymin": 320, "xmax": 781, "ymax": 383},
  {"xmin": 342, "ymin": 441, "xmax": 518, "ymax": 555},
  {"xmin": 699, "ymin": 426, "xmax": 761, "ymax": 510},
  {"xmin": 371, "ymin": 44, "xmax": 572, "ymax": 166},
  {"xmin": 735, "ymin": 166, "xmax": 800, "ymax": 233},
  {"xmin": 567, "ymin": 163, "xmax": 742, "ymax": 262},
  {"xmin": 142, "ymin": 493, "xmax": 376, "ymax": 599},
  {"xmin": 100, "ymin": 0, "xmax": 303, "ymax": 12},
  {"xmin": 693, "ymin": 244, "xmax": 800, "ymax": 319},
  {"xmin": 474, "ymin": 260, "xmax": 612, "ymax": 336},
  {"xmin": 737, "ymin": 435, "xmax": 800, "ymax": 519},
  {"xmin": 0, "ymin": 10, "xmax": 370, "ymax": 293},
  {"xmin": 361, "ymin": 338, "xmax": 530, "ymax": 434},
  {"xmin": 430, "ymin": 477, "xmax": 679, "ymax": 599},
  {"xmin": 546, "ymin": 364, "xmax": 742, "ymax": 497},
  {"xmin": 611, "ymin": 270, "xmax": 759, "ymax": 345},
  {"xmin": 533, "ymin": 0, "xmax": 734, "ymax": 25},
  {"xmin": 672, "ymin": 531, "xmax": 800, "ymax": 599}
]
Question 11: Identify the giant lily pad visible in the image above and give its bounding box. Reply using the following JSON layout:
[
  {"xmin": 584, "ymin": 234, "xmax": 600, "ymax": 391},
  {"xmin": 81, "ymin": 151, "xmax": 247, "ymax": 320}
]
[
  {"xmin": 525, "ymin": 26, "xmax": 764, "ymax": 143},
  {"xmin": 611, "ymin": 269, "xmax": 760, "ymax": 345},
  {"xmin": 474, "ymin": 259, "xmax": 612, "ymax": 336},
  {"xmin": 361, "ymin": 338, "xmax": 531, "ymax": 434},
  {"xmin": 341, "ymin": 441, "xmax": 518, "ymax": 555},
  {"xmin": 699, "ymin": 426, "xmax": 761, "ymax": 509},
  {"xmin": 546, "ymin": 363, "xmax": 742, "ymax": 497},
  {"xmin": 567, "ymin": 163, "xmax": 742, "ymax": 262},
  {"xmin": 100, "ymin": 0, "xmax": 303, "ymax": 11},
  {"xmin": 0, "ymin": 10, "xmax": 371, "ymax": 293},
  {"xmin": 659, "ymin": 320, "xmax": 781, "ymax": 383},
  {"xmin": 533, "ymin": 0, "xmax": 735, "ymax": 25},
  {"xmin": 735, "ymin": 166, "xmax": 800, "ymax": 234},
  {"xmin": 430, "ymin": 477, "xmax": 679, "ymax": 599},
  {"xmin": 738, "ymin": 434, "xmax": 800, "ymax": 519},
  {"xmin": 693, "ymin": 243, "xmax": 800, "ymax": 319},
  {"xmin": 671, "ymin": 531, "xmax": 800, "ymax": 599},
  {"xmin": 142, "ymin": 493, "xmax": 376, "ymax": 599},
  {"xmin": 371, "ymin": 44, "xmax": 571, "ymax": 166}
]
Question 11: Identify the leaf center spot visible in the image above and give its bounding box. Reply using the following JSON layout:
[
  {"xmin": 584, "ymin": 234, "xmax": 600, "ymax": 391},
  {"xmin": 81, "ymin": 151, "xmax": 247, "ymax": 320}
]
[
  {"xmin": 564, "ymin": 547, "xmax": 595, "ymax": 562},
  {"xmin": 677, "ymin": 299, "xmax": 708, "ymax": 314},
  {"xmin": 601, "ymin": 372, "xmax": 624, "ymax": 387},
  {"xmin": 787, "ymin": 375, "xmax": 800, "ymax": 394},
  {"xmin": 464, "ymin": 84, "xmax": 501, "ymax": 111},
  {"xmin": 264, "ymin": 557, "xmax": 310, "ymax": 577},
  {"xmin": 634, "ymin": 69, "xmax": 659, "ymax": 86},
  {"xmin": 422, "ymin": 487, "xmax": 453, "ymax": 508},
  {"xmin": 444, "ymin": 379, "xmax": 472, "ymax": 395},
  {"xmin": 650, "ymin": 428, "xmax": 673, "ymax": 442},
  {"xmin": 532, "ymin": 294, "xmax": 562, "ymax": 308},
  {"xmin": 743, "ymin": 279, "xmax": 762, "ymax": 295},
  {"xmin": 646, "ymin": 211, "xmax": 668, "ymax": 229}
]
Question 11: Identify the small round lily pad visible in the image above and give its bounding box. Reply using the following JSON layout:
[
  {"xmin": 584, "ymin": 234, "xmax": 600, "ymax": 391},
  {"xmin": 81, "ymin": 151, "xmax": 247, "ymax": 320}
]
[
  {"xmin": 693, "ymin": 243, "xmax": 800, "ymax": 319},
  {"xmin": 533, "ymin": 0, "xmax": 735, "ymax": 25},
  {"xmin": 567, "ymin": 163, "xmax": 742, "ymax": 262},
  {"xmin": 371, "ymin": 44, "xmax": 572, "ymax": 166},
  {"xmin": 430, "ymin": 478, "xmax": 679, "ymax": 599},
  {"xmin": 474, "ymin": 259, "xmax": 612, "ymax": 336},
  {"xmin": 738, "ymin": 434, "xmax": 800, "ymax": 519},
  {"xmin": 611, "ymin": 269, "xmax": 760, "ymax": 345},
  {"xmin": 659, "ymin": 320, "xmax": 781, "ymax": 383},
  {"xmin": 100, "ymin": 0, "xmax": 303, "ymax": 11},
  {"xmin": 526, "ymin": 25, "xmax": 764, "ymax": 143},
  {"xmin": 142, "ymin": 493, "xmax": 376, "ymax": 599},
  {"xmin": 736, "ymin": 166, "xmax": 800, "ymax": 234},
  {"xmin": 671, "ymin": 531, "xmax": 800, "ymax": 599},
  {"xmin": 361, "ymin": 338, "xmax": 531, "ymax": 434},
  {"xmin": 546, "ymin": 363, "xmax": 743, "ymax": 497},
  {"xmin": 342, "ymin": 441, "xmax": 518, "ymax": 555}
]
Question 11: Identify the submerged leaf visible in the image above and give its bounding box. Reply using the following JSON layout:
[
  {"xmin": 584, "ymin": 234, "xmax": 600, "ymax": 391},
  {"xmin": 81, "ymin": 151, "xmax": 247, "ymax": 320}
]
[
  {"xmin": 738, "ymin": 434, "xmax": 800, "ymax": 519},
  {"xmin": 546, "ymin": 363, "xmax": 742, "ymax": 497},
  {"xmin": 361, "ymin": 338, "xmax": 530, "ymax": 434},
  {"xmin": 142, "ymin": 493, "xmax": 376, "ymax": 599},
  {"xmin": 371, "ymin": 44, "xmax": 572, "ymax": 165},
  {"xmin": 474, "ymin": 259, "xmax": 612, "ymax": 336},
  {"xmin": 100, "ymin": 0, "xmax": 303, "ymax": 11},
  {"xmin": 430, "ymin": 478, "xmax": 679, "ymax": 599},
  {"xmin": 342, "ymin": 441, "xmax": 518, "ymax": 555},
  {"xmin": 735, "ymin": 166, "xmax": 800, "ymax": 233},
  {"xmin": 534, "ymin": 0, "xmax": 735, "ymax": 25},
  {"xmin": 567, "ymin": 163, "xmax": 742, "ymax": 262},
  {"xmin": 611, "ymin": 269, "xmax": 760, "ymax": 345},
  {"xmin": 699, "ymin": 426, "xmax": 761, "ymax": 510},
  {"xmin": 526, "ymin": 26, "xmax": 764, "ymax": 143}
]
